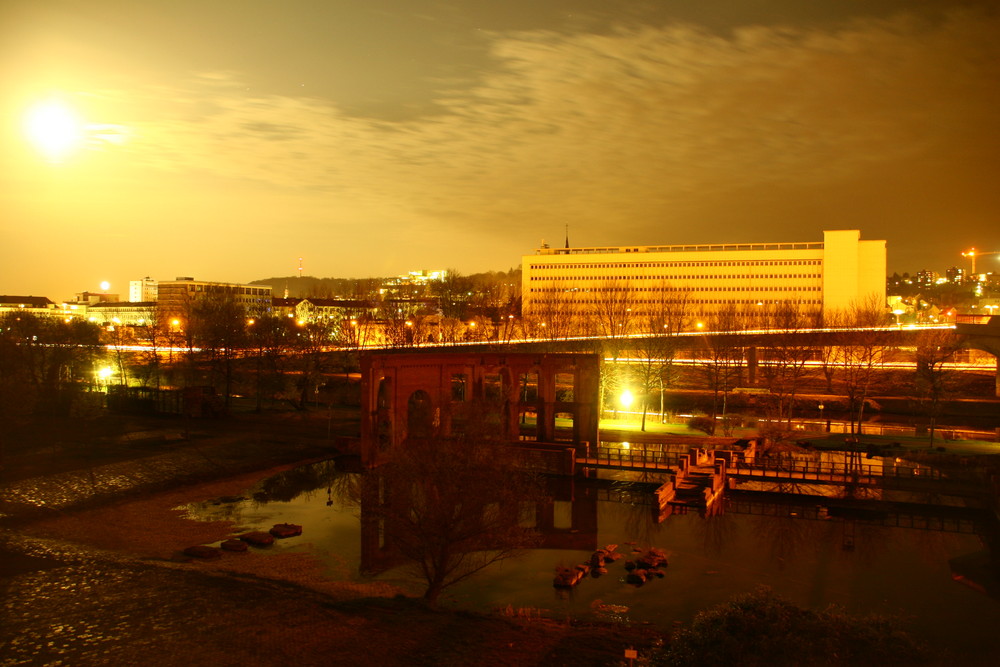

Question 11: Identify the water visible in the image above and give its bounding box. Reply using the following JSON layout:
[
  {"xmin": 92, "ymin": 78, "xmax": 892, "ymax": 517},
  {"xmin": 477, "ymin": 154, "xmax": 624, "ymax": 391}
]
[{"xmin": 183, "ymin": 459, "xmax": 1000, "ymax": 659}]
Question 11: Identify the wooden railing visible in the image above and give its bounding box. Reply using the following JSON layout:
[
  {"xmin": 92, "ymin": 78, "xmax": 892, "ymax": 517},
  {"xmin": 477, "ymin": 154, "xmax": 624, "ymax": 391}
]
[
  {"xmin": 586, "ymin": 446, "xmax": 681, "ymax": 470},
  {"xmin": 730, "ymin": 459, "xmax": 941, "ymax": 481}
]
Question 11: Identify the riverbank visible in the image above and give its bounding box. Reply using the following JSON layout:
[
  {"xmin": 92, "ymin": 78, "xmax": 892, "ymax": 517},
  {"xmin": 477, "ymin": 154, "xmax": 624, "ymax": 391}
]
[
  {"xmin": 4, "ymin": 407, "xmax": 996, "ymax": 665},
  {"xmin": 1, "ymin": 409, "xmax": 661, "ymax": 666}
]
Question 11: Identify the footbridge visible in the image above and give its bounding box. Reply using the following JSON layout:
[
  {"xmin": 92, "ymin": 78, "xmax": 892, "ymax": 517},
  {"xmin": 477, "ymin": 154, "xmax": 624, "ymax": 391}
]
[{"xmin": 563, "ymin": 442, "xmax": 995, "ymax": 520}]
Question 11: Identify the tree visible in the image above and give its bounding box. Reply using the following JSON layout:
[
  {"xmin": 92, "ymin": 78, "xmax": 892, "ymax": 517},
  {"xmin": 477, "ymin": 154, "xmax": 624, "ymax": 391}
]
[
  {"xmin": 350, "ymin": 407, "xmax": 542, "ymax": 605},
  {"xmin": 627, "ymin": 284, "xmax": 690, "ymax": 430},
  {"xmin": 102, "ymin": 319, "xmax": 138, "ymax": 387},
  {"xmin": 246, "ymin": 313, "xmax": 297, "ymax": 411},
  {"xmin": 696, "ymin": 306, "xmax": 748, "ymax": 434},
  {"xmin": 189, "ymin": 289, "xmax": 248, "ymax": 411},
  {"xmin": 912, "ymin": 328, "xmax": 963, "ymax": 445},
  {"xmin": 832, "ymin": 296, "xmax": 891, "ymax": 436},
  {"xmin": 0, "ymin": 313, "xmax": 101, "ymax": 419},
  {"xmin": 756, "ymin": 302, "xmax": 818, "ymax": 427},
  {"xmin": 289, "ymin": 318, "xmax": 338, "ymax": 410},
  {"xmin": 132, "ymin": 304, "xmax": 167, "ymax": 389}
]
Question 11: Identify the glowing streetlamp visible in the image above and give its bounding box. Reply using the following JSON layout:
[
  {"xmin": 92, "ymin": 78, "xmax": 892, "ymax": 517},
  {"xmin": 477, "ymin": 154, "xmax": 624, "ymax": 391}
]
[
  {"xmin": 96, "ymin": 366, "xmax": 113, "ymax": 391},
  {"xmin": 619, "ymin": 390, "xmax": 634, "ymax": 409}
]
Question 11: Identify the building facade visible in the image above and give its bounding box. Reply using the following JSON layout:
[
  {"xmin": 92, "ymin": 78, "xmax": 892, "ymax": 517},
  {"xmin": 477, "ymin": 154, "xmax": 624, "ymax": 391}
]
[
  {"xmin": 86, "ymin": 302, "xmax": 156, "ymax": 327},
  {"xmin": 522, "ymin": 229, "xmax": 886, "ymax": 326},
  {"xmin": 157, "ymin": 277, "xmax": 273, "ymax": 328},
  {"xmin": 129, "ymin": 277, "xmax": 158, "ymax": 302}
]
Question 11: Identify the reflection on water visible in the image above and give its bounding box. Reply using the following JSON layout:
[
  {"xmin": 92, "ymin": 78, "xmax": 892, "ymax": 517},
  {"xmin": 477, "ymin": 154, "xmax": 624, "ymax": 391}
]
[{"xmin": 183, "ymin": 458, "xmax": 1000, "ymax": 655}]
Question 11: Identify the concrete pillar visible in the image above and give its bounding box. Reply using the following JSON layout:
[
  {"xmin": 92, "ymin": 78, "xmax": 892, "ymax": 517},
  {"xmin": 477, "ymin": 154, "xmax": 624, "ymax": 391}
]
[{"xmin": 995, "ymin": 356, "xmax": 1000, "ymax": 398}]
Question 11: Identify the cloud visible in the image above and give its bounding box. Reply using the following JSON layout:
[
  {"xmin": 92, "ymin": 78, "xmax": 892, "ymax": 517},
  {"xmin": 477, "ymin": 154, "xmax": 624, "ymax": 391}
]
[{"xmin": 97, "ymin": 8, "xmax": 1000, "ymax": 239}]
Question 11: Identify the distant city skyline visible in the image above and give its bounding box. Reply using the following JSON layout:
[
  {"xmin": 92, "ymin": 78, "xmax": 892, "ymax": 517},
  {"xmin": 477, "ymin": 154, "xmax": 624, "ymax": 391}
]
[
  {"xmin": 1, "ymin": 237, "xmax": 998, "ymax": 303},
  {"xmin": 3, "ymin": 1, "xmax": 998, "ymax": 300}
]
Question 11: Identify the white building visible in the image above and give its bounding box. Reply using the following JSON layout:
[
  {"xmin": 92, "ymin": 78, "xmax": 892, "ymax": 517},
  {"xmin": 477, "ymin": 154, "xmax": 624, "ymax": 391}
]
[
  {"xmin": 129, "ymin": 277, "xmax": 158, "ymax": 302},
  {"xmin": 522, "ymin": 229, "xmax": 886, "ymax": 324}
]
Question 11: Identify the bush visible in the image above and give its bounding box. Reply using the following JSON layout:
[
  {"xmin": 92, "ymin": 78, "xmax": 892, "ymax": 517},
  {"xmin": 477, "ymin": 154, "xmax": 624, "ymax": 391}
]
[
  {"xmin": 686, "ymin": 416, "xmax": 716, "ymax": 435},
  {"xmin": 651, "ymin": 587, "xmax": 928, "ymax": 666}
]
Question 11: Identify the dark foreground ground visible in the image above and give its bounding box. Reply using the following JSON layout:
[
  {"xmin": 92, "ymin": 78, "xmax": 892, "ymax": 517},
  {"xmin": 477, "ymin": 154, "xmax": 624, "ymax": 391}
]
[
  {"xmin": 0, "ymin": 409, "xmax": 661, "ymax": 667},
  {"xmin": 2, "ymin": 406, "xmax": 997, "ymax": 666}
]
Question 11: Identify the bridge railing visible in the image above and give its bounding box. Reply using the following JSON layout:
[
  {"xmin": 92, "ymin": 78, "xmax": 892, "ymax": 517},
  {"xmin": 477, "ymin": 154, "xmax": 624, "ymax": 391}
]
[
  {"xmin": 731, "ymin": 459, "xmax": 942, "ymax": 481},
  {"xmin": 589, "ymin": 446, "xmax": 680, "ymax": 469}
]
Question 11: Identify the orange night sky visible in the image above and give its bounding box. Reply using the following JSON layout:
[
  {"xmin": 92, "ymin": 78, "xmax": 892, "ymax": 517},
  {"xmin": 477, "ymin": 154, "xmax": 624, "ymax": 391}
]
[{"xmin": 2, "ymin": 1, "xmax": 998, "ymax": 299}]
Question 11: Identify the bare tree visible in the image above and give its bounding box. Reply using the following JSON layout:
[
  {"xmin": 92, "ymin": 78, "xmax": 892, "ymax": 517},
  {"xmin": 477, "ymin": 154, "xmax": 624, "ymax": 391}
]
[
  {"xmin": 757, "ymin": 302, "xmax": 817, "ymax": 427},
  {"xmin": 189, "ymin": 288, "xmax": 247, "ymax": 411},
  {"xmin": 246, "ymin": 313, "xmax": 296, "ymax": 411},
  {"xmin": 825, "ymin": 295, "xmax": 892, "ymax": 440},
  {"xmin": 289, "ymin": 318, "xmax": 338, "ymax": 410},
  {"xmin": 912, "ymin": 328, "xmax": 963, "ymax": 445},
  {"xmin": 627, "ymin": 284, "xmax": 690, "ymax": 431},
  {"xmin": 696, "ymin": 306, "xmax": 749, "ymax": 434},
  {"xmin": 0, "ymin": 313, "xmax": 101, "ymax": 418},
  {"xmin": 586, "ymin": 280, "xmax": 637, "ymax": 420},
  {"xmin": 349, "ymin": 410, "xmax": 542, "ymax": 605},
  {"xmin": 102, "ymin": 320, "xmax": 136, "ymax": 387},
  {"xmin": 133, "ymin": 304, "xmax": 167, "ymax": 389}
]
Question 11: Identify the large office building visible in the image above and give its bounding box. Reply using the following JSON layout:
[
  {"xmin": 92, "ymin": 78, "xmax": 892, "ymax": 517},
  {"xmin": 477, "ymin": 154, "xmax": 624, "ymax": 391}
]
[
  {"xmin": 522, "ymin": 229, "xmax": 886, "ymax": 324},
  {"xmin": 157, "ymin": 277, "xmax": 273, "ymax": 328}
]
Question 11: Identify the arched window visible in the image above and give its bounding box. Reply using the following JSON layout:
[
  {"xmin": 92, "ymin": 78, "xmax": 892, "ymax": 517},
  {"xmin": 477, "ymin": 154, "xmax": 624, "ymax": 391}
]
[{"xmin": 407, "ymin": 390, "xmax": 434, "ymax": 439}]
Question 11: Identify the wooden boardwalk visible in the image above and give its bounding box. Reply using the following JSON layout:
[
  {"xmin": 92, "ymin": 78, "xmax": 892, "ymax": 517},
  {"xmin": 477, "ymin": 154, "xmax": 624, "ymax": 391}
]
[
  {"xmin": 575, "ymin": 447, "xmax": 679, "ymax": 473},
  {"xmin": 571, "ymin": 446, "xmax": 988, "ymax": 499}
]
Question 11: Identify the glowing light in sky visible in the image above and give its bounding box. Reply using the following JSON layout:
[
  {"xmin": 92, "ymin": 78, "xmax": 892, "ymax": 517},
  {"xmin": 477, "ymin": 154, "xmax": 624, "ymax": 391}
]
[
  {"xmin": 100, "ymin": 281, "xmax": 111, "ymax": 291},
  {"xmin": 22, "ymin": 99, "xmax": 83, "ymax": 162}
]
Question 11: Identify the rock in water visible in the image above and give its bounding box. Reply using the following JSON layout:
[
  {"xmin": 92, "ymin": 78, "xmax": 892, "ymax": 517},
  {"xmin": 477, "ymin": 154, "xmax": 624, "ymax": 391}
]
[
  {"xmin": 269, "ymin": 523, "xmax": 303, "ymax": 538},
  {"xmin": 238, "ymin": 531, "xmax": 275, "ymax": 547},
  {"xmin": 221, "ymin": 539, "xmax": 248, "ymax": 552}
]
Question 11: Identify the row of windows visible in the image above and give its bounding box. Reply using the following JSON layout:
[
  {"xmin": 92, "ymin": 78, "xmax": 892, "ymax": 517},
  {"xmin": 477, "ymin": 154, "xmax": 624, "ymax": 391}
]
[
  {"xmin": 529, "ymin": 259, "xmax": 822, "ymax": 271},
  {"xmin": 178, "ymin": 285, "xmax": 270, "ymax": 296},
  {"xmin": 529, "ymin": 273, "xmax": 822, "ymax": 282},
  {"xmin": 528, "ymin": 298, "xmax": 823, "ymax": 307},
  {"xmin": 529, "ymin": 285, "xmax": 821, "ymax": 293}
]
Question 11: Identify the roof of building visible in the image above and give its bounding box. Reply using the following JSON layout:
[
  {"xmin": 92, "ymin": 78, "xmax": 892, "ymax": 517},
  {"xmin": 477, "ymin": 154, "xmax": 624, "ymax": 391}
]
[
  {"xmin": 300, "ymin": 297, "xmax": 375, "ymax": 308},
  {"xmin": 0, "ymin": 296, "xmax": 55, "ymax": 307}
]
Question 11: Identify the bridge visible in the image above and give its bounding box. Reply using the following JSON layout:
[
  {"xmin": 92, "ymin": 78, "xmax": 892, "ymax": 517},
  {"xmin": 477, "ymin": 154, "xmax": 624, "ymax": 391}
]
[
  {"xmin": 563, "ymin": 442, "xmax": 994, "ymax": 520},
  {"xmin": 389, "ymin": 322, "xmax": 1000, "ymax": 396}
]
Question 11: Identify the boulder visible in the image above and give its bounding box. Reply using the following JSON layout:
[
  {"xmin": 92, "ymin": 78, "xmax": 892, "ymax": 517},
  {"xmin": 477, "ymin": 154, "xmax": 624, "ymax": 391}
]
[
  {"xmin": 269, "ymin": 523, "xmax": 303, "ymax": 538},
  {"xmin": 626, "ymin": 570, "xmax": 648, "ymax": 585},
  {"xmin": 238, "ymin": 531, "xmax": 275, "ymax": 547},
  {"xmin": 221, "ymin": 539, "xmax": 248, "ymax": 552}
]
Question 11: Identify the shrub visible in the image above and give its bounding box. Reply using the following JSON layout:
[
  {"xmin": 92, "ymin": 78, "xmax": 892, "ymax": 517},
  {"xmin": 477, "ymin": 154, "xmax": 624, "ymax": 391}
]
[
  {"xmin": 686, "ymin": 416, "xmax": 716, "ymax": 435},
  {"xmin": 650, "ymin": 587, "xmax": 928, "ymax": 666}
]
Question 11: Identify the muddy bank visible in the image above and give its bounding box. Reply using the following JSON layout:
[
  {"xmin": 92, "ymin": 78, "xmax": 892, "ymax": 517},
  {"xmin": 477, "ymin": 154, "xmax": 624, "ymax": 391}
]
[{"xmin": 1, "ymin": 410, "xmax": 660, "ymax": 665}]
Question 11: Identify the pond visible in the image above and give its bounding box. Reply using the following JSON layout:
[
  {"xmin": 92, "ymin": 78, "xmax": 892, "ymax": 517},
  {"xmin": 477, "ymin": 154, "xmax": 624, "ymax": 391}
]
[{"xmin": 182, "ymin": 459, "xmax": 1000, "ymax": 662}]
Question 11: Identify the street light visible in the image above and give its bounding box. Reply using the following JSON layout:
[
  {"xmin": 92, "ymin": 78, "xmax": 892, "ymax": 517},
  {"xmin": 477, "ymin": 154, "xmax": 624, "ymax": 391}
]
[{"xmin": 620, "ymin": 390, "xmax": 633, "ymax": 408}]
